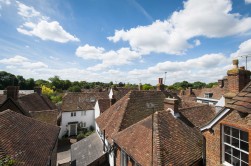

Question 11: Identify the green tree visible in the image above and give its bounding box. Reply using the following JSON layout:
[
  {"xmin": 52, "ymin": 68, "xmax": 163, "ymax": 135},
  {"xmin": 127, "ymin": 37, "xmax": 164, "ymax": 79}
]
[
  {"xmin": 142, "ymin": 84, "xmax": 153, "ymax": 90},
  {"xmin": 192, "ymin": 81, "xmax": 206, "ymax": 89},
  {"xmin": 68, "ymin": 85, "xmax": 81, "ymax": 92}
]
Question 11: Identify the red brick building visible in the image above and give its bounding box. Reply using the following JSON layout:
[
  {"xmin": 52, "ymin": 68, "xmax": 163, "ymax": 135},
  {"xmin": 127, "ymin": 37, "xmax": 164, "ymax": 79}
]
[{"xmin": 201, "ymin": 81, "xmax": 251, "ymax": 166}]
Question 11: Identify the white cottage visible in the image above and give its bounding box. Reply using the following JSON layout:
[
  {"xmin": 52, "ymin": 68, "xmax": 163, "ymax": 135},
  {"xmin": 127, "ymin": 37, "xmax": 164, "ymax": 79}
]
[{"xmin": 59, "ymin": 92, "xmax": 108, "ymax": 138}]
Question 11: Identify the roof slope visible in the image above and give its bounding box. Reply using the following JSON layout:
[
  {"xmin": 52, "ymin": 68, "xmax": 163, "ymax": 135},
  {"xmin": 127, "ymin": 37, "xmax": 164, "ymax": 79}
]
[
  {"xmin": 62, "ymin": 92, "xmax": 108, "ymax": 112},
  {"xmin": 71, "ymin": 133, "xmax": 105, "ymax": 166},
  {"xmin": 226, "ymin": 81, "xmax": 251, "ymax": 113},
  {"xmin": 0, "ymin": 109, "xmax": 60, "ymax": 165},
  {"xmin": 113, "ymin": 111, "xmax": 202, "ymax": 166},
  {"xmin": 179, "ymin": 105, "xmax": 216, "ymax": 128},
  {"xmin": 0, "ymin": 98, "xmax": 30, "ymax": 116},
  {"xmin": 18, "ymin": 93, "xmax": 56, "ymax": 112},
  {"xmin": 96, "ymin": 90, "xmax": 168, "ymax": 142},
  {"xmin": 98, "ymin": 99, "xmax": 111, "ymax": 113}
]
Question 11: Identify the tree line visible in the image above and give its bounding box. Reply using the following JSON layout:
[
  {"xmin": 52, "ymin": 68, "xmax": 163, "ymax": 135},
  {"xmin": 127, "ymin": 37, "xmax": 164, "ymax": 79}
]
[{"xmin": 0, "ymin": 71, "xmax": 217, "ymax": 92}]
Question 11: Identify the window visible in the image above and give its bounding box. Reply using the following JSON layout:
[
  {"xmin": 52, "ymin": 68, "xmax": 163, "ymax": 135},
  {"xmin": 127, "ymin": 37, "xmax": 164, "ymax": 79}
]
[
  {"xmin": 204, "ymin": 92, "xmax": 213, "ymax": 98},
  {"xmin": 81, "ymin": 111, "xmax": 86, "ymax": 116},
  {"xmin": 222, "ymin": 125, "xmax": 249, "ymax": 166},
  {"xmin": 120, "ymin": 150, "xmax": 127, "ymax": 166},
  {"xmin": 71, "ymin": 112, "xmax": 76, "ymax": 117}
]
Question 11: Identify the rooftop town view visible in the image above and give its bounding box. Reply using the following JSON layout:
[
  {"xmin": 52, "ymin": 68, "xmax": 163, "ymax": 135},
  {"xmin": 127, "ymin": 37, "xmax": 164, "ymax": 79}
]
[{"xmin": 0, "ymin": 0, "xmax": 251, "ymax": 166}]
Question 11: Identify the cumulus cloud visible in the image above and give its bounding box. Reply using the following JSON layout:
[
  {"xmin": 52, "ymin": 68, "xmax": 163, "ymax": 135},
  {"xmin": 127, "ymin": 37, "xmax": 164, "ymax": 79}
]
[
  {"xmin": 76, "ymin": 44, "xmax": 141, "ymax": 70},
  {"xmin": 17, "ymin": 20, "xmax": 80, "ymax": 43},
  {"xmin": 0, "ymin": 55, "xmax": 48, "ymax": 69},
  {"xmin": 231, "ymin": 39, "xmax": 251, "ymax": 58},
  {"xmin": 16, "ymin": 1, "xmax": 79, "ymax": 43},
  {"xmin": 16, "ymin": 1, "xmax": 40, "ymax": 18},
  {"xmin": 108, "ymin": 0, "xmax": 251, "ymax": 55},
  {"xmin": 245, "ymin": 0, "xmax": 251, "ymax": 4},
  {"xmin": 128, "ymin": 53, "xmax": 232, "ymax": 84}
]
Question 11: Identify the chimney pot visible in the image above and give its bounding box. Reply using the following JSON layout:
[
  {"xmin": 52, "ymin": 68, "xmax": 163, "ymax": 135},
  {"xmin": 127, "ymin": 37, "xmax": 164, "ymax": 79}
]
[
  {"xmin": 240, "ymin": 66, "xmax": 245, "ymax": 70},
  {"xmin": 157, "ymin": 78, "xmax": 164, "ymax": 91},
  {"xmin": 232, "ymin": 59, "xmax": 238, "ymax": 69}
]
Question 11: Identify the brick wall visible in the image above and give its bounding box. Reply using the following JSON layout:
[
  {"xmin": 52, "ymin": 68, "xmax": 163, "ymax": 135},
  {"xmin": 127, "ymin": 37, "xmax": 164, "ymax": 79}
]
[
  {"xmin": 203, "ymin": 110, "xmax": 251, "ymax": 166},
  {"xmin": 227, "ymin": 70, "xmax": 250, "ymax": 94},
  {"xmin": 115, "ymin": 146, "xmax": 137, "ymax": 166}
]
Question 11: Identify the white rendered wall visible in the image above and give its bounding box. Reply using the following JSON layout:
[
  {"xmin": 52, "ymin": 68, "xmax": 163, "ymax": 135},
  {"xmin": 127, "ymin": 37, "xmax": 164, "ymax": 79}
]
[
  {"xmin": 59, "ymin": 110, "xmax": 95, "ymax": 138},
  {"xmin": 94, "ymin": 101, "xmax": 101, "ymax": 119}
]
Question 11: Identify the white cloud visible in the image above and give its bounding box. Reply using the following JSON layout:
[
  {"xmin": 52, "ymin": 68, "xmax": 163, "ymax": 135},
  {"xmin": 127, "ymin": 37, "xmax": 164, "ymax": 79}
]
[
  {"xmin": 194, "ymin": 39, "xmax": 201, "ymax": 46},
  {"xmin": 231, "ymin": 39, "xmax": 251, "ymax": 58},
  {"xmin": 16, "ymin": 1, "xmax": 40, "ymax": 18},
  {"xmin": 245, "ymin": 0, "xmax": 251, "ymax": 4},
  {"xmin": 0, "ymin": 55, "xmax": 48, "ymax": 69},
  {"xmin": 16, "ymin": 1, "xmax": 79, "ymax": 43},
  {"xmin": 0, "ymin": 0, "xmax": 11, "ymax": 5},
  {"xmin": 76, "ymin": 45, "xmax": 141, "ymax": 70},
  {"xmin": 17, "ymin": 20, "xmax": 80, "ymax": 43},
  {"xmin": 108, "ymin": 0, "xmax": 251, "ymax": 55},
  {"xmin": 76, "ymin": 44, "xmax": 105, "ymax": 59},
  {"xmin": 128, "ymin": 53, "xmax": 231, "ymax": 84}
]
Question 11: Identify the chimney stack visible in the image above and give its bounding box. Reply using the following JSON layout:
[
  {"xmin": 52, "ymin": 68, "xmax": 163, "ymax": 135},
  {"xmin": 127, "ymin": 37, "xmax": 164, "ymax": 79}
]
[
  {"xmin": 34, "ymin": 87, "xmax": 42, "ymax": 96},
  {"xmin": 164, "ymin": 98, "xmax": 179, "ymax": 115},
  {"xmin": 157, "ymin": 78, "xmax": 165, "ymax": 91},
  {"xmin": 188, "ymin": 87, "xmax": 193, "ymax": 95},
  {"xmin": 226, "ymin": 59, "xmax": 251, "ymax": 94},
  {"xmin": 7, "ymin": 86, "xmax": 19, "ymax": 100}
]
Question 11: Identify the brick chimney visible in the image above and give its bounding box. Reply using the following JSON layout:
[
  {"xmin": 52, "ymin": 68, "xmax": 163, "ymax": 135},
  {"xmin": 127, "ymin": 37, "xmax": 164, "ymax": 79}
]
[
  {"xmin": 224, "ymin": 59, "xmax": 251, "ymax": 105},
  {"xmin": 34, "ymin": 87, "xmax": 42, "ymax": 96},
  {"xmin": 157, "ymin": 78, "xmax": 164, "ymax": 91},
  {"xmin": 188, "ymin": 87, "xmax": 193, "ymax": 95},
  {"xmin": 226, "ymin": 59, "xmax": 251, "ymax": 94},
  {"xmin": 164, "ymin": 98, "xmax": 179, "ymax": 116},
  {"xmin": 110, "ymin": 95, "xmax": 116, "ymax": 106},
  {"xmin": 7, "ymin": 86, "xmax": 19, "ymax": 100}
]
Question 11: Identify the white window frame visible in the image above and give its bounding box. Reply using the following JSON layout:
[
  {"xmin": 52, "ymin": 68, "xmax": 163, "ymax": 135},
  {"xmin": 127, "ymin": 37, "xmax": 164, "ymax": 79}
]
[
  {"xmin": 222, "ymin": 125, "xmax": 249, "ymax": 166},
  {"xmin": 121, "ymin": 150, "xmax": 127, "ymax": 166}
]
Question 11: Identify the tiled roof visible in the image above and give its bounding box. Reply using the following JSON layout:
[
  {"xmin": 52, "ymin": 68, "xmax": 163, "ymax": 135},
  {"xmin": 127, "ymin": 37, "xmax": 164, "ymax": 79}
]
[
  {"xmin": 113, "ymin": 110, "xmax": 202, "ymax": 166},
  {"xmin": 29, "ymin": 109, "xmax": 58, "ymax": 125},
  {"xmin": 62, "ymin": 92, "xmax": 108, "ymax": 112},
  {"xmin": 96, "ymin": 90, "xmax": 170, "ymax": 143},
  {"xmin": 111, "ymin": 87, "xmax": 133, "ymax": 101},
  {"xmin": 97, "ymin": 99, "xmax": 111, "ymax": 113},
  {"xmin": 0, "ymin": 109, "xmax": 60, "ymax": 165},
  {"xmin": 179, "ymin": 105, "xmax": 216, "ymax": 128},
  {"xmin": 18, "ymin": 93, "xmax": 56, "ymax": 112},
  {"xmin": 181, "ymin": 87, "xmax": 224, "ymax": 100},
  {"xmin": 0, "ymin": 98, "xmax": 31, "ymax": 116},
  {"xmin": 71, "ymin": 133, "xmax": 105, "ymax": 166},
  {"xmin": 226, "ymin": 81, "xmax": 251, "ymax": 113}
]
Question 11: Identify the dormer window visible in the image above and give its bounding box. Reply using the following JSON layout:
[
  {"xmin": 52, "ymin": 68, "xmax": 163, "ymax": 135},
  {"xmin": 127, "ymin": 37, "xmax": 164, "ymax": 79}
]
[{"xmin": 204, "ymin": 92, "xmax": 213, "ymax": 98}]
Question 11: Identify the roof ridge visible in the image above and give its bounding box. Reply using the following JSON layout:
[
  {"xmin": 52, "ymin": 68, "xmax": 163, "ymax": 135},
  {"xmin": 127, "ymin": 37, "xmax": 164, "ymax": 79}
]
[{"xmin": 153, "ymin": 111, "xmax": 162, "ymax": 166}]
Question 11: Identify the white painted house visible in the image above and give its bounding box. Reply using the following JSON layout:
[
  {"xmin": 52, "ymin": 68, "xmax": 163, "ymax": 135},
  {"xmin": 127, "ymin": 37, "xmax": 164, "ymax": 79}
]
[{"xmin": 59, "ymin": 92, "xmax": 108, "ymax": 138}]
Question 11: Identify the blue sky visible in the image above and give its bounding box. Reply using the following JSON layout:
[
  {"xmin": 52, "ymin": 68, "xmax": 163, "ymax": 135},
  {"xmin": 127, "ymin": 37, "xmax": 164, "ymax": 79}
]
[{"xmin": 1, "ymin": 0, "xmax": 251, "ymax": 85}]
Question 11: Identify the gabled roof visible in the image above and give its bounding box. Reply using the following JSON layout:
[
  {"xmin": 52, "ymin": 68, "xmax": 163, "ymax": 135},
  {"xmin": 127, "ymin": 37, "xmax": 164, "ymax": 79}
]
[
  {"xmin": 113, "ymin": 110, "xmax": 202, "ymax": 166},
  {"xmin": 0, "ymin": 109, "xmax": 60, "ymax": 165},
  {"xmin": 110, "ymin": 87, "xmax": 135, "ymax": 101},
  {"xmin": 29, "ymin": 109, "xmax": 58, "ymax": 125},
  {"xmin": 97, "ymin": 99, "xmax": 111, "ymax": 113},
  {"xmin": 18, "ymin": 93, "xmax": 56, "ymax": 112},
  {"xmin": 96, "ymin": 90, "xmax": 172, "ymax": 143},
  {"xmin": 62, "ymin": 92, "xmax": 108, "ymax": 112},
  {"xmin": 226, "ymin": 81, "xmax": 251, "ymax": 113},
  {"xmin": 0, "ymin": 97, "xmax": 31, "ymax": 116}
]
